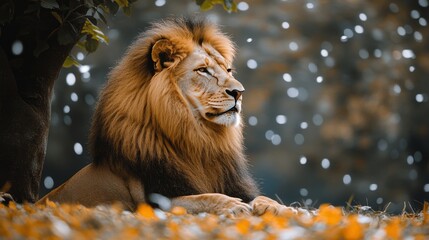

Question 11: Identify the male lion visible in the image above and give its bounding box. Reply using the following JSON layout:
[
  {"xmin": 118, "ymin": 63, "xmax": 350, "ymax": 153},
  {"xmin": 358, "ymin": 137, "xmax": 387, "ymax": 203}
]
[{"xmin": 39, "ymin": 17, "xmax": 287, "ymax": 216}]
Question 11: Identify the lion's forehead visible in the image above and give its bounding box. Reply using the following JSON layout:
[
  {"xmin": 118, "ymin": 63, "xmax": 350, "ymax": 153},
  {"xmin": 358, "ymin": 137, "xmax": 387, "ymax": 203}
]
[{"xmin": 193, "ymin": 44, "xmax": 230, "ymax": 70}]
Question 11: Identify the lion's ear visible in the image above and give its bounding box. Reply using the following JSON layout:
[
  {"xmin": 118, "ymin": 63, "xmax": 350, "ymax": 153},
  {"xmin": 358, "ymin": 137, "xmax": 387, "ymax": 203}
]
[{"xmin": 151, "ymin": 39, "xmax": 175, "ymax": 72}]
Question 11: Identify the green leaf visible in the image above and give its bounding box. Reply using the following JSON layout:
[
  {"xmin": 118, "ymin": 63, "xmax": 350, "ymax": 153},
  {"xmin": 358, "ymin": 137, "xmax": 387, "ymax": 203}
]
[
  {"xmin": 76, "ymin": 40, "xmax": 86, "ymax": 50},
  {"xmin": 223, "ymin": 0, "xmax": 237, "ymax": 12},
  {"xmin": 63, "ymin": 55, "xmax": 81, "ymax": 68},
  {"xmin": 85, "ymin": 38, "xmax": 99, "ymax": 53},
  {"xmin": 122, "ymin": 6, "xmax": 131, "ymax": 16},
  {"xmin": 81, "ymin": 18, "xmax": 109, "ymax": 43},
  {"xmin": 196, "ymin": 0, "xmax": 236, "ymax": 12},
  {"xmin": 87, "ymin": 16, "xmax": 97, "ymax": 25},
  {"xmin": 51, "ymin": 11, "xmax": 62, "ymax": 24},
  {"xmin": 200, "ymin": 0, "xmax": 213, "ymax": 11},
  {"xmin": 41, "ymin": 0, "xmax": 59, "ymax": 9},
  {"xmin": 114, "ymin": 0, "xmax": 129, "ymax": 8}
]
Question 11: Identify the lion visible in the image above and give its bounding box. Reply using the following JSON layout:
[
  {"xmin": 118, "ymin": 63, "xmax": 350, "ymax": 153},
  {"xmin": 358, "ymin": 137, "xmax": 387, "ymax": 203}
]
[{"xmin": 38, "ymin": 17, "xmax": 288, "ymax": 216}]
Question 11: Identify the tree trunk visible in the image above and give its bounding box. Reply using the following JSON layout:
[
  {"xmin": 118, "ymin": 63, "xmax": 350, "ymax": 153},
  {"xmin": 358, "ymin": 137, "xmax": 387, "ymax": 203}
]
[{"xmin": 0, "ymin": 2, "xmax": 86, "ymax": 203}]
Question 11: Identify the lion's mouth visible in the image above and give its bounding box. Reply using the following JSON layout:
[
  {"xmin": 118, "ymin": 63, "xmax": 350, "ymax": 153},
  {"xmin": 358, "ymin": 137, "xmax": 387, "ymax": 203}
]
[{"xmin": 206, "ymin": 106, "xmax": 238, "ymax": 118}]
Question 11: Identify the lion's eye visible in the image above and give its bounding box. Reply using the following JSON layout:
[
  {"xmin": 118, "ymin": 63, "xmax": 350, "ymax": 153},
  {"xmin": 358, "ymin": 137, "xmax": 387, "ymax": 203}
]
[
  {"xmin": 196, "ymin": 67, "xmax": 210, "ymax": 75},
  {"xmin": 227, "ymin": 68, "xmax": 232, "ymax": 73}
]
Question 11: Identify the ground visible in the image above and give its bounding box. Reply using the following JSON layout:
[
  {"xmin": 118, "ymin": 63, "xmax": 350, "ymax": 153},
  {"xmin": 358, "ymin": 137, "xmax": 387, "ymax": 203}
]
[{"xmin": 0, "ymin": 200, "xmax": 428, "ymax": 239}]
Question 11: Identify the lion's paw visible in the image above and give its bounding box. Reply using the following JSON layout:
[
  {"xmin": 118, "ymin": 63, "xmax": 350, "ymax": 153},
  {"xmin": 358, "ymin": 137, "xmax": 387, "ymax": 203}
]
[
  {"xmin": 250, "ymin": 196, "xmax": 296, "ymax": 216},
  {"xmin": 210, "ymin": 194, "xmax": 252, "ymax": 217}
]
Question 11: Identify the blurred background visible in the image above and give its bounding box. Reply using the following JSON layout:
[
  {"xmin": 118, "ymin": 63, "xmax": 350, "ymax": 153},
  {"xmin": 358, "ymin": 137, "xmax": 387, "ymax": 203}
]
[{"xmin": 40, "ymin": 0, "xmax": 429, "ymax": 213}]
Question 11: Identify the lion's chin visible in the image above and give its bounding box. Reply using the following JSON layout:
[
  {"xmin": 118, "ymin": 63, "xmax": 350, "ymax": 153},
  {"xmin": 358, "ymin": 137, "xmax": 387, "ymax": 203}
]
[{"xmin": 205, "ymin": 111, "xmax": 241, "ymax": 127}]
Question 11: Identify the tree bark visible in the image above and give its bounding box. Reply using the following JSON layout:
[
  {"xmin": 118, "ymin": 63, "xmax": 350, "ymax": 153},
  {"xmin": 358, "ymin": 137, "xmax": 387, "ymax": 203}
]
[{"xmin": 0, "ymin": 2, "xmax": 86, "ymax": 203}]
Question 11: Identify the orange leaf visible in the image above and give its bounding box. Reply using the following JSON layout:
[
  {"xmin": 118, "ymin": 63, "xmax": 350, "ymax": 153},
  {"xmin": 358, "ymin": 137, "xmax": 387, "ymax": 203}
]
[
  {"xmin": 8, "ymin": 201, "xmax": 17, "ymax": 210},
  {"xmin": 199, "ymin": 215, "xmax": 219, "ymax": 232},
  {"xmin": 385, "ymin": 217, "xmax": 402, "ymax": 240},
  {"xmin": 317, "ymin": 204, "xmax": 343, "ymax": 226},
  {"xmin": 136, "ymin": 204, "xmax": 157, "ymax": 220},
  {"xmin": 343, "ymin": 215, "xmax": 364, "ymax": 240},
  {"xmin": 423, "ymin": 201, "xmax": 429, "ymax": 225},
  {"xmin": 171, "ymin": 206, "xmax": 187, "ymax": 215},
  {"xmin": 122, "ymin": 227, "xmax": 139, "ymax": 238},
  {"xmin": 236, "ymin": 218, "xmax": 250, "ymax": 235},
  {"xmin": 45, "ymin": 198, "xmax": 57, "ymax": 208}
]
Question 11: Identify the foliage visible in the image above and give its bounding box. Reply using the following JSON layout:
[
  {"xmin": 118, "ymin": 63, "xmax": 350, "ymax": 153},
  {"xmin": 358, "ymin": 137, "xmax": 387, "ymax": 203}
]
[
  {"xmin": 0, "ymin": 201, "xmax": 428, "ymax": 239},
  {"xmin": 196, "ymin": 0, "xmax": 237, "ymax": 12},
  {"xmin": 0, "ymin": 0, "xmax": 236, "ymax": 68}
]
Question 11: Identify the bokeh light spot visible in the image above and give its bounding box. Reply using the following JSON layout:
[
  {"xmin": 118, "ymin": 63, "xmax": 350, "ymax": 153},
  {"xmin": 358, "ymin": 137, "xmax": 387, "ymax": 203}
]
[
  {"xmin": 71, "ymin": 93, "xmax": 78, "ymax": 102},
  {"xmin": 415, "ymin": 94, "xmax": 424, "ymax": 102},
  {"xmin": 406, "ymin": 155, "xmax": 414, "ymax": 165},
  {"xmin": 271, "ymin": 134, "xmax": 282, "ymax": 145},
  {"xmin": 294, "ymin": 134, "xmax": 304, "ymax": 145},
  {"xmin": 63, "ymin": 115, "xmax": 72, "ymax": 126},
  {"xmin": 320, "ymin": 49, "xmax": 328, "ymax": 57},
  {"xmin": 79, "ymin": 65, "xmax": 91, "ymax": 73},
  {"xmin": 44, "ymin": 176, "xmax": 54, "ymax": 189},
  {"xmin": 85, "ymin": 94, "xmax": 95, "ymax": 105},
  {"xmin": 287, "ymin": 87, "xmax": 299, "ymax": 98},
  {"xmin": 247, "ymin": 59, "xmax": 258, "ymax": 69},
  {"xmin": 343, "ymin": 174, "xmax": 352, "ymax": 185},
  {"xmin": 289, "ymin": 41, "xmax": 299, "ymax": 51},
  {"xmin": 300, "ymin": 156, "xmax": 307, "ymax": 165},
  {"xmin": 414, "ymin": 31, "xmax": 423, "ymax": 41},
  {"xmin": 424, "ymin": 184, "xmax": 429, "ymax": 192},
  {"xmin": 283, "ymin": 73, "xmax": 292, "ymax": 82},
  {"xmin": 354, "ymin": 25, "xmax": 364, "ymax": 34},
  {"xmin": 63, "ymin": 105, "xmax": 70, "ymax": 114},
  {"xmin": 402, "ymin": 49, "xmax": 415, "ymax": 59},
  {"xmin": 66, "ymin": 73, "xmax": 76, "ymax": 86},
  {"xmin": 312, "ymin": 114, "xmax": 324, "ymax": 126},
  {"xmin": 74, "ymin": 142, "xmax": 83, "ymax": 155},
  {"xmin": 359, "ymin": 13, "xmax": 367, "ymax": 21},
  {"xmin": 237, "ymin": 2, "xmax": 249, "ymax": 11},
  {"xmin": 155, "ymin": 0, "xmax": 166, "ymax": 7},
  {"xmin": 248, "ymin": 116, "xmax": 258, "ymax": 126},
  {"xmin": 276, "ymin": 115, "xmax": 287, "ymax": 124},
  {"xmin": 300, "ymin": 188, "xmax": 309, "ymax": 197},
  {"xmin": 321, "ymin": 158, "xmax": 330, "ymax": 169},
  {"xmin": 76, "ymin": 52, "xmax": 85, "ymax": 61},
  {"xmin": 12, "ymin": 40, "xmax": 23, "ymax": 55},
  {"xmin": 265, "ymin": 130, "xmax": 274, "ymax": 140},
  {"xmin": 419, "ymin": 18, "xmax": 427, "ymax": 26},
  {"xmin": 281, "ymin": 21, "xmax": 290, "ymax": 29}
]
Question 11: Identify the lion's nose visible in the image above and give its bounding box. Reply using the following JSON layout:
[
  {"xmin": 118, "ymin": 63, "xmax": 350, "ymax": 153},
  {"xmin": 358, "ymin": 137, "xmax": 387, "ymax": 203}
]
[{"xmin": 225, "ymin": 89, "xmax": 244, "ymax": 101}]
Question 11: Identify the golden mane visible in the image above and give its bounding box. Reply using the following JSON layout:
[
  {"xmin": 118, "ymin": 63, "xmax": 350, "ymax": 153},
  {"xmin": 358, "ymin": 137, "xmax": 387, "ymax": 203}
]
[{"xmin": 89, "ymin": 17, "xmax": 258, "ymax": 201}]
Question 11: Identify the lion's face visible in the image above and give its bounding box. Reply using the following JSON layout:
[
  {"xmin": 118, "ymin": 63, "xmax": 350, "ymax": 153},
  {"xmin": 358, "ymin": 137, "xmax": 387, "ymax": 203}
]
[{"xmin": 176, "ymin": 44, "xmax": 244, "ymax": 126}]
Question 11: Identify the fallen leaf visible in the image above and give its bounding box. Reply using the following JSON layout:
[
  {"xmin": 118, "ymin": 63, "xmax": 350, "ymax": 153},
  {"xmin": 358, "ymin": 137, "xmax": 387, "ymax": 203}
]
[
  {"xmin": 316, "ymin": 204, "xmax": 343, "ymax": 226},
  {"xmin": 136, "ymin": 204, "xmax": 157, "ymax": 220},
  {"xmin": 236, "ymin": 218, "xmax": 250, "ymax": 235},
  {"xmin": 385, "ymin": 217, "xmax": 402, "ymax": 240},
  {"xmin": 343, "ymin": 215, "xmax": 364, "ymax": 240}
]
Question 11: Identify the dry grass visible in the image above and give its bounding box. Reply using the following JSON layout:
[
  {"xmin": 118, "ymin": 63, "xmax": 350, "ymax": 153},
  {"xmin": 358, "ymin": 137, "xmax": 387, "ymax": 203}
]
[{"xmin": 0, "ymin": 200, "xmax": 428, "ymax": 239}]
